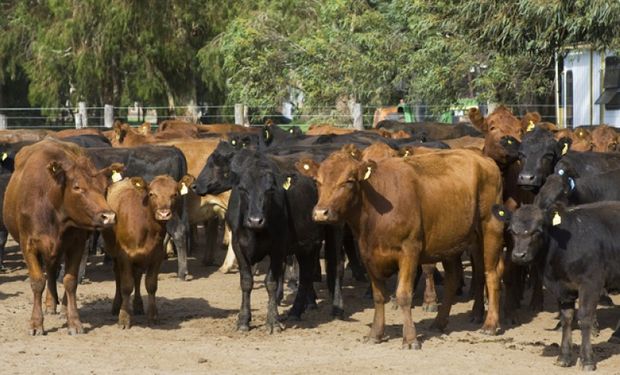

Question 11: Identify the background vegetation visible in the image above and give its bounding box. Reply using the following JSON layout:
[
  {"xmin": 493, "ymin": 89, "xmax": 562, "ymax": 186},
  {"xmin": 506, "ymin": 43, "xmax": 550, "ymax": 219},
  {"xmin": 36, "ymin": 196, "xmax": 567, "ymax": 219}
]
[{"xmin": 1, "ymin": 0, "xmax": 619, "ymax": 115}]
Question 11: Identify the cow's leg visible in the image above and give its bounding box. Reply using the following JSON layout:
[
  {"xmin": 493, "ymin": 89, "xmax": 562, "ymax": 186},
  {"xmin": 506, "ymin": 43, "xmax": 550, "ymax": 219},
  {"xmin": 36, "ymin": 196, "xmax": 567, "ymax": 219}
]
[
  {"xmin": 421, "ymin": 264, "xmax": 438, "ymax": 312},
  {"xmin": 577, "ymin": 288, "xmax": 599, "ymax": 371},
  {"xmin": 469, "ymin": 245, "xmax": 485, "ymax": 323},
  {"xmin": 610, "ymin": 320, "xmax": 620, "ymax": 344},
  {"xmin": 265, "ymin": 261, "xmax": 284, "ymax": 334},
  {"xmin": 288, "ymin": 247, "xmax": 317, "ymax": 320},
  {"xmin": 219, "ymin": 241, "xmax": 238, "ymax": 273},
  {"xmin": 324, "ymin": 225, "xmax": 345, "ymax": 318},
  {"xmin": 117, "ymin": 260, "xmax": 134, "ymax": 329},
  {"xmin": 343, "ymin": 226, "xmax": 366, "ymax": 281},
  {"xmin": 0, "ymin": 229, "xmax": 8, "ymax": 271},
  {"xmin": 145, "ymin": 253, "xmax": 163, "ymax": 325},
  {"xmin": 556, "ymin": 301, "xmax": 575, "ymax": 367},
  {"xmin": 364, "ymin": 272, "xmax": 388, "ymax": 344},
  {"xmin": 23, "ymin": 238, "xmax": 48, "ymax": 335},
  {"xmin": 202, "ymin": 218, "xmax": 219, "ymax": 266},
  {"xmin": 77, "ymin": 240, "xmax": 89, "ymax": 284},
  {"xmin": 44, "ymin": 255, "xmax": 61, "ymax": 315},
  {"xmin": 132, "ymin": 266, "xmax": 144, "ymax": 315},
  {"xmin": 62, "ymin": 241, "xmax": 86, "ymax": 335},
  {"xmin": 397, "ymin": 254, "xmax": 420, "ymax": 349},
  {"xmin": 111, "ymin": 259, "xmax": 122, "ymax": 315},
  {"xmin": 480, "ymin": 218, "xmax": 504, "ymax": 335},
  {"xmin": 167, "ymin": 214, "xmax": 190, "ymax": 281},
  {"xmin": 236, "ymin": 248, "xmax": 253, "ymax": 332},
  {"xmin": 430, "ymin": 257, "xmax": 460, "ymax": 332},
  {"xmin": 528, "ymin": 268, "xmax": 544, "ymax": 312}
]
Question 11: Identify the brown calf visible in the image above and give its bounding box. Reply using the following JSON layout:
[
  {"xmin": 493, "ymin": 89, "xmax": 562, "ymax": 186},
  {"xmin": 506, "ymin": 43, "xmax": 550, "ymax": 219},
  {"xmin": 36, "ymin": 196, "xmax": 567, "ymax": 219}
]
[
  {"xmin": 590, "ymin": 125, "xmax": 619, "ymax": 152},
  {"xmin": 3, "ymin": 139, "xmax": 120, "ymax": 335},
  {"xmin": 297, "ymin": 146, "xmax": 504, "ymax": 348},
  {"xmin": 102, "ymin": 175, "xmax": 188, "ymax": 328}
]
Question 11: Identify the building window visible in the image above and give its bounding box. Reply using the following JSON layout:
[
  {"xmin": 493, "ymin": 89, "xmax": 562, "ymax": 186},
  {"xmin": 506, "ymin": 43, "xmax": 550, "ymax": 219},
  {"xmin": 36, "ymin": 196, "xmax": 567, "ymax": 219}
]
[{"xmin": 565, "ymin": 70, "xmax": 573, "ymax": 127}]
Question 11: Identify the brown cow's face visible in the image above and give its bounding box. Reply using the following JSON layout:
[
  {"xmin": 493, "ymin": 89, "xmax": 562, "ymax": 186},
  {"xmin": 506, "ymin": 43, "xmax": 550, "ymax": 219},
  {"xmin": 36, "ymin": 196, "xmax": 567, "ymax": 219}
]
[
  {"xmin": 481, "ymin": 108, "xmax": 524, "ymax": 165},
  {"xmin": 297, "ymin": 150, "xmax": 373, "ymax": 223},
  {"xmin": 146, "ymin": 175, "xmax": 185, "ymax": 221},
  {"xmin": 590, "ymin": 126, "xmax": 618, "ymax": 152},
  {"xmin": 52, "ymin": 158, "xmax": 116, "ymax": 229}
]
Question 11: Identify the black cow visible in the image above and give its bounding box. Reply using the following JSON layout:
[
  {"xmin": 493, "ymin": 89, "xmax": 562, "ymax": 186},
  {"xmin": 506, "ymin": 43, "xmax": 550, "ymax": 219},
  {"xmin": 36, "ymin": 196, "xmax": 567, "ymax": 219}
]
[
  {"xmin": 535, "ymin": 169, "xmax": 620, "ymax": 209},
  {"xmin": 60, "ymin": 134, "xmax": 112, "ymax": 148},
  {"xmin": 376, "ymin": 120, "xmax": 482, "ymax": 139},
  {"xmin": 197, "ymin": 148, "xmax": 325, "ymax": 331},
  {"xmin": 0, "ymin": 141, "xmax": 35, "ymax": 174},
  {"xmin": 495, "ymin": 202, "xmax": 620, "ymax": 371}
]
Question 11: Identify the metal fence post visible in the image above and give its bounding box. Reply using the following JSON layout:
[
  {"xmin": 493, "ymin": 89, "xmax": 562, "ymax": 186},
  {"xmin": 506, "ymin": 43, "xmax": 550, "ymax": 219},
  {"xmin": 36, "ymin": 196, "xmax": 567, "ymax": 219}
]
[
  {"xmin": 0, "ymin": 114, "xmax": 6, "ymax": 130},
  {"xmin": 75, "ymin": 101, "xmax": 87, "ymax": 128},
  {"xmin": 234, "ymin": 103, "xmax": 244, "ymax": 125},
  {"xmin": 104, "ymin": 104, "xmax": 114, "ymax": 128},
  {"xmin": 352, "ymin": 102, "xmax": 363, "ymax": 130}
]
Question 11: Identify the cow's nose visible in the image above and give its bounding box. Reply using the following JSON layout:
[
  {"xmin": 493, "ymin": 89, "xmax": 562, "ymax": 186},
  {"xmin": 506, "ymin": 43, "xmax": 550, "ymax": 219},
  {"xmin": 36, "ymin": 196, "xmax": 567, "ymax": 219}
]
[
  {"xmin": 245, "ymin": 216, "xmax": 265, "ymax": 229},
  {"xmin": 100, "ymin": 211, "xmax": 116, "ymax": 226},
  {"xmin": 517, "ymin": 173, "xmax": 537, "ymax": 186},
  {"xmin": 313, "ymin": 208, "xmax": 330, "ymax": 222},
  {"xmin": 511, "ymin": 251, "xmax": 527, "ymax": 263},
  {"xmin": 156, "ymin": 209, "xmax": 172, "ymax": 221}
]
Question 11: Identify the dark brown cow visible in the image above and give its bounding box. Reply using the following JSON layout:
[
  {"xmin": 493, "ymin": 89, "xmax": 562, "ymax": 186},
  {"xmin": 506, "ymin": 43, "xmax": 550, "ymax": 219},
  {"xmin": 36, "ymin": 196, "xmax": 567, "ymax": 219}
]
[
  {"xmin": 590, "ymin": 125, "xmax": 619, "ymax": 152},
  {"xmin": 102, "ymin": 175, "xmax": 189, "ymax": 328},
  {"xmin": 111, "ymin": 121, "xmax": 198, "ymax": 147},
  {"xmin": 297, "ymin": 146, "xmax": 504, "ymax": 348},
  {"xmin": 3, "ymin": 139, "xmax": 120, "ymax": 335}
]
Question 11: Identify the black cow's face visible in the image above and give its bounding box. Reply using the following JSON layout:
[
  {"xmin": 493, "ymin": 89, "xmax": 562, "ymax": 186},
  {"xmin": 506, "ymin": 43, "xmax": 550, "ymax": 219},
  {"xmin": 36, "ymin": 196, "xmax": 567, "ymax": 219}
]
[
  {"xmin": 533, "ymin": 173, "xmax": 573, "ymax": 210},
  {"xmin": 237, "ymin": 165, "xmax": 277, "ymax": 230},
  {"xmin": 517, "ymin": 128, "xmax": 569, "ymax": 190},
  {"xmin": 507, "ymin": 205, "xmax": 547, "ymax": 264},
  {"xmin": 192, "ymin": 142, "xmax": 236, "ymax": 196}
]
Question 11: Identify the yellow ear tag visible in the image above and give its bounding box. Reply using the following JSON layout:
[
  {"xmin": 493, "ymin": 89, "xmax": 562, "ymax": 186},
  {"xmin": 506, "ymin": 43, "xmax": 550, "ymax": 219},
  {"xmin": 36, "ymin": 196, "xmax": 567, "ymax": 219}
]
[
  {"xmin": 552, "ymin": 212, "xmax": 561, "ymax": 226},
  {"xmin": 507, "ymin": 139, "xmax": 513, "ymax": 145},
  {"xmin": 1, "ymin": 152, "xmax": 7, "ymax": 161},
  {"xmin": 498, "ymin": 210, "xmax": 505, "ymax": 217},
  {"xmin": 231, "ymin": 139, "xmax": 237, "ymax": 145},
  {"xmin": 135, "ymin": 182, "xmax": 141, "ymax": 188},
  {"xmin": 303, "ymin": 164, "xmax": 310, "ymax": 171},
  {"xmin": 289, "ymin": 129, "xmax": 294, "ymax": 133},
  {"xmin": 282, "ymin": 176, "xmax": 292, "ymax": 190},
  {"xmin": 363, "ymin": 166, "xmax": 372, "ymax": 180},
  {"xmin": 111, "ymin": 171, "xmax": 122, "ymax": 183},
  {"xmin": 351, "ymin": 152, "xmax": 356, "ymax": 157},
  {"xmin": 527, "ymin": 121, "xmax": 535, "ymax": 132},
  {"xmin": 404, "ymin": 150, "xmax": 410, "ymax": 157},
  {"xmin": 180, "ymin": 182, "xmax": 189, "ymax": 196},
  {"xmin": 561, "ymin": 143, "xmax": 569, "ymax": 155}
]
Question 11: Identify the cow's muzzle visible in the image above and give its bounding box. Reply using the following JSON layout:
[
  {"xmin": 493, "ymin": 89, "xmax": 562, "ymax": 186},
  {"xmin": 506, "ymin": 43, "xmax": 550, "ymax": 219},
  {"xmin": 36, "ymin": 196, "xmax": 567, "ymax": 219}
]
[
  {"xmin": 312, "ymin": 207, "xmax": 336, "ymax": 223},
  {"xmin": 155, "ymin": 209, "xmax": 172, "ymax": 221},
  {"xmin": 98, "ymin": 211, "xmax": 116, "ymax": 227}
]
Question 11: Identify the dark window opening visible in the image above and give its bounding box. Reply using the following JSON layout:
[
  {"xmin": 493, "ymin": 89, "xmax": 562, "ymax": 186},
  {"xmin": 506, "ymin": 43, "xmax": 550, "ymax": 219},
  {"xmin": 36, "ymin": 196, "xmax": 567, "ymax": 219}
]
[
  {"xmin": 565, "ymin": 70, "xmax": 573, "ymax": 127},
  {"xmin": 595, "ymin": 56, "xmax": 620, "ymax": 111}
]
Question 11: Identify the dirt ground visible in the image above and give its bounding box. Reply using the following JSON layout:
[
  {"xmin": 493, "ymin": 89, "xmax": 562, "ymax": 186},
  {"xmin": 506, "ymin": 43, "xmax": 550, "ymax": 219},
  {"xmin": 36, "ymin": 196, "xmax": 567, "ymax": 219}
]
[{"xmin": 1, "ymin": 239, "xmax": 620, "ymax": 375}]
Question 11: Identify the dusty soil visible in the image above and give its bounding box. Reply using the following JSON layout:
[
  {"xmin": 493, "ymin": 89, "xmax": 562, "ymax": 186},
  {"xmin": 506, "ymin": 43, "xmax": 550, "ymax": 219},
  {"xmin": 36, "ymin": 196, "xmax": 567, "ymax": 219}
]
[{"xmin": 1, "ymin": 240, "xmax": 620, "ymax": 375}]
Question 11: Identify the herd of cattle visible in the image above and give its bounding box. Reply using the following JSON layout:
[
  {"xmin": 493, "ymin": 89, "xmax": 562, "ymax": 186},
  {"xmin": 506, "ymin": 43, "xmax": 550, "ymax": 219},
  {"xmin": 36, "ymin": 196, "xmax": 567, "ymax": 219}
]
[{"xmin": 2, "ymin": 106, "xmax": 620, "ymax": 371}]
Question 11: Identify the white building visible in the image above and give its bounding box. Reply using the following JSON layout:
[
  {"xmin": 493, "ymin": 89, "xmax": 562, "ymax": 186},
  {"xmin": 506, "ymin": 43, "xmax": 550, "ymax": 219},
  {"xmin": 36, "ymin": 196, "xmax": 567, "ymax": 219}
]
[{"xmin": 558, "ymin": 47, "xmax": 620, "ymax": 127}]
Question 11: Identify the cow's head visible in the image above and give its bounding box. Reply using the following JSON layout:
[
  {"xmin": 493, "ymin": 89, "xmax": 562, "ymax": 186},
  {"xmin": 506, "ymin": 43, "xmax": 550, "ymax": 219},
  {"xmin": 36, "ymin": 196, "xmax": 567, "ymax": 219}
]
[
  {"xmin": 236, "ymin": 155, "xmax": 283, "ymax": 230},
  {"xmin": 50, "ymin": 157, "xmax": 121, "ymax": 229},
  {"xmin": 138, "ymin": 175, "xmax": 190, "ymax": 221},
  {"xmin": 517, "ymin": 127, "xmax": 571, "ymax": 190},
  {"xmin": 567, "ymin": 127, "xmax": 593, "ymax": 151},
  {"xmin": 469, "ymin": 106, "xmax": 540, "ymax": 166},
  {"xmin": 493, "ymin": 203, "xmax": 556, "ymax": 264},
  {"xmin": 532, "ymin": 172, "xmax": 575, "ymax": 210},
  {"xmin": 192, "ymin": 141, "xmax": 237, "ymax": 196},
  {"xmin": 297, "ymin": 144, "xmax": 374, "ymax": 223},
  {"xmin": 590, "ymin": 125, "xmax": 619, "ymax": 152}
]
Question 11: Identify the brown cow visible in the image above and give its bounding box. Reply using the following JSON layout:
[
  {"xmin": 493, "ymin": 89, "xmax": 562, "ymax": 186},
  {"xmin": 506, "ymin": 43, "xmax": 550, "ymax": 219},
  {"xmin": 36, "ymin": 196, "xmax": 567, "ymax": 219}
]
[
  {"xmin": 590, "ymin": 125, "xmax": 619, "ymax": 152},
  {"xmin": 3, "ymin": 139, "xmax": 120, "ymax": 335},
  {"xmin": 297, "ymin": 146, "xmax": 504, "ymax": 348},
  {"xmin": 103, "ymin": 175, "xmax": 189, "ymax": 328},
  {"xmin": 0, "ymin": 129, "xmax": 51, "ymax": 143},
  {"xmin": 111, "ymin": 121, "xmax": 197, "ymax": 147},
  {"xmin": 554, "ymin": 128, "xmax": 592, "ymax": 152}
]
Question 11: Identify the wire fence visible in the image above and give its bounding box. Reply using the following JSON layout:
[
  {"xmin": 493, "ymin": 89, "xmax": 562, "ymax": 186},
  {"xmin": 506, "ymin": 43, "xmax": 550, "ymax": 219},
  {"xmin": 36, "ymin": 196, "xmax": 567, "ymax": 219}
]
[{"xmin": 0, "ymin": 103, "xmax": 561, "ymax": 130}]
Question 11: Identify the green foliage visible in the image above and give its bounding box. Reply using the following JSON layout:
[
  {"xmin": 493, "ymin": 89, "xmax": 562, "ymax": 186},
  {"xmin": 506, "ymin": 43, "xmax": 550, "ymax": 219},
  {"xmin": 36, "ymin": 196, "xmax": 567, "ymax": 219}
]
[{"xmin": 1, "ymin": 0, "xmax": 620, "ymax": 111}]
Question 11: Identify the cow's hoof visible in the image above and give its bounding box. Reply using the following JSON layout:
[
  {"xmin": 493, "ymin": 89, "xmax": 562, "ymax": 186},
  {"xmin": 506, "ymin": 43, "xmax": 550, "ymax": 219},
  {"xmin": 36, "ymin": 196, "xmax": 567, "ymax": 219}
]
[
  {"xmin": 363, "ymin": 335, "xmax": 383, "ymax": 344},
  {"xmin": 28, "ymin": 327, "xmax": 45, "ymax": 336},
  {"xmin": 266, "ymin": 321, "xmax": 284, "ymax": 334},
  {"xmin": 422, "ymin": 302, "xmax": 438, "ymax": 313},
  {"xmin": 306, "ymin": 300, "xmax": 318, "ymax": 310},
  {"xmin": 45, "ymin": 306, "xmax": 58, "ymax": 315},
  {"xmin": 237, "ymin": 323, "xmax": 250, "ymax": 332},
  {"xmin": 555, "ymin": 355, "xmax": 572, "ymax": 367},
  {"xmin": 331, "ymin": 307, "xmax": 345, "ymax": 320},
  {"xmin": 118, "ymin": 311, "xmax": 131, "ymax": 329},
  {"xmin": 579, "ymin": 362, "xmax": 596, "ymax": 372},
  {"xmin": 178, "ymin": 273, "xmax": 192, "ymax": 281},
  {"xmin": 470, "ymin": 313, "xmax": 484, "ymax": 324},
  {"xmin": 479, "ymin": 324, "xmax": 500, "ymax": 335},
  {"xmin": 430, "ymin": 320, "xmax": 447, "ymax": 333},
  {"xmin": 402, "ymin": 339, "xmax": 421, "ymax": 350},
  {"xmin": 352, "ymin": 269, "xmax": 367, "ymax": 282},
  {"xmin": 67, "ymin": 325, "xmax": 84, "ymax": 336}
]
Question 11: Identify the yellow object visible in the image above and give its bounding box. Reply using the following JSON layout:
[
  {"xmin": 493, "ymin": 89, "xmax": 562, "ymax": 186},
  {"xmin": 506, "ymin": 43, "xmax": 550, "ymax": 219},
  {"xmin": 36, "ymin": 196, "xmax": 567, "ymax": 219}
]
[
  {"xmin": 363, "ymin": 166, "xmax": 372, "ymax": 180},
  {"xmin": 561, "ymin": 143, "xmax": 569, "ymax": 155},
  {"xmin": 111, "ymin": 171, "xmax": 122, "ymax": 183},
  {"xmin": 180, "ymin": 183, "xmax": 189, "ymax": 195},
  {"xmin": 552, "ymin": 212, "xmax": 562, "ymax": 226},
  {"xmin": 282, "ymin": 176, "xmax": 292, "ymax": 190},
  {"xmin": 527, "ymin": 121, "xmax": 535, "ymax": 132}
]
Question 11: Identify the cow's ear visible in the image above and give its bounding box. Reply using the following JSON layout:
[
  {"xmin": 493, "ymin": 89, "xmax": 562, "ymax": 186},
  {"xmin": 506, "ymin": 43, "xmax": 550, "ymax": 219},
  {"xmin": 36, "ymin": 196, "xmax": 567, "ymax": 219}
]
[
  {"xmin": 341, "ymin": 144, "xmax": 362, "ymax": 160},
  {"xmin": 521, "ymin": 112, "xmax": 541, "ymax": 132},
  {"xmin": 113, "ymin": 121, "xmax": 127, "ymax": 142},
  {"xmin": 130, "ymin": 176, "xmax": 146, "ymax": 190},
  {"xmin": 98, "ymin": 163, "xmax": 125, "ymax": 183},
  {"xmin": 468, "ymin": 107, "xmax": 486, "ymax": 132},
  {"xmin": 178, "ymin": 174, "xmax": 195, "ymax": 195},
  {"xmin": 138, "ymin": 122, "xmax": 151, "ymax": 136},
  {"xmin": 573, "ymin": 127, "xmax": 590, "ymax": 140},
  {"xmin": 47, "ymin": 161, "xmax": 65, "ymax": 181},
  {"xmin": 358, "ymin": 160, "xmax": 377, "ymax": 181},
  {"xmin": 398, "ymin": 146, "xmax": 415, "ymax": 157},
  {"xmin": 296, "ymin": 158, "xmax": 319, "ymax": 179},
  {"xmin": 557, "ymin": 137, "xmax": 572, "ymax": 156},
  {"xmin": 492, "ymin": 204, "xmax": 511, "ymax": 223}
]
